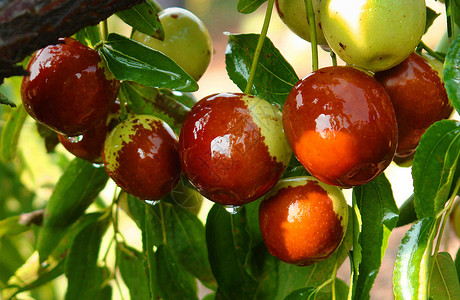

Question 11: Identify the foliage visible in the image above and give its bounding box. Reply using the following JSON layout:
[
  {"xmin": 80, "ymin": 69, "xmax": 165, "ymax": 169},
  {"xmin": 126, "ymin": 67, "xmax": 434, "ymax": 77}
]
[{"xmin": 0, "ymin": 0, "xmax": 459, "ymax": 299}]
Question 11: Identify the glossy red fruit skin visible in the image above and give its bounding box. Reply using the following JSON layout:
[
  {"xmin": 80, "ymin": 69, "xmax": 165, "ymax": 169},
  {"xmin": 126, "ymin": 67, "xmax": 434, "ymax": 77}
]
[
  {"xmin": 179, "ymin": 93, "xmax": 290, "ymax": 206},
  {"xmin": 58, "ymin": 101, "xmax": 122, "ymax": 163},
  {"xmin": 259, "ymin": 177, "xmax": 347, "ymax": 266},
  {"xmin": 103, "ymin": 115, "xmax": 181, "ymax": 200},
  {"xmin": 375, "ymin": 53, "xmax": 453, "ymax": 157},
  {"xmin": 21, "ymin": 37, "xmax": 120, "ymax": 136},
  {"xmin": 283, "ymin": 66, "xmax": 398, "ymax": 187}
]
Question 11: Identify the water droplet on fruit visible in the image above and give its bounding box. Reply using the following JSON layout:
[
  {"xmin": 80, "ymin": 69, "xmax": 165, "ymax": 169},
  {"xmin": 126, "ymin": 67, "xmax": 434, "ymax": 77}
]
[
  {"xmin": 65, "ymin": 134, "xmax": 83, "ymax": 143},
  {"xmin": 92, "ymin": 162, "xmax": 104, "ymax": 168},
  {"xmin": 224, "ymin": 205, "xmax": 242, "ymax": 214},
  {"xmin": 145, "ymin": 199, "xmax": 160, "ymax": 206}
]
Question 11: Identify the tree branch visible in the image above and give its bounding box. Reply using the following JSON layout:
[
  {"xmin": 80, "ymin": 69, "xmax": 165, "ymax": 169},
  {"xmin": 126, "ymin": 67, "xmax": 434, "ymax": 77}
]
[{"xmin": 0, "ymin": 0, "xmax": 145, "ymax": 83}]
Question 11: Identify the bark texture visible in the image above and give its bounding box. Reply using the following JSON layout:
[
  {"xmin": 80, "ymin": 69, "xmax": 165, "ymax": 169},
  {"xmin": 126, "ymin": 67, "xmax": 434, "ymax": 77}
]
[{"xmin": 0, "ymin": 0, "xmax": 144, "ymax": 82}]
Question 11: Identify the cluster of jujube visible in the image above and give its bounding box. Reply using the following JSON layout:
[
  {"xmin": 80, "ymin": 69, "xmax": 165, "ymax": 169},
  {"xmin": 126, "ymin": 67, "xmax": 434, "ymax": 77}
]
[
  {"xmin": 20, "ymin": 7, "xmax": 213, "ymax": 202},
  {"xmin": 20, "ymin": 0, "xmax": 453, "ymax": 267}
]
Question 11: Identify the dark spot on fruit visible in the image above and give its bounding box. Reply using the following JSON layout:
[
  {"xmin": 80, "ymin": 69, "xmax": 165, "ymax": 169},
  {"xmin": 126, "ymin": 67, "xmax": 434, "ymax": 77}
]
[
  {"xmin": 319, "ymin": 22, "xmax": 322, "ymax": 30},
  {"xmin": 171, "ymin": 14, "xmax": 179, "ymax": 19},
  {"xmin": 339, "ymin": 42, "xmax": 346, "ymax": 50}
]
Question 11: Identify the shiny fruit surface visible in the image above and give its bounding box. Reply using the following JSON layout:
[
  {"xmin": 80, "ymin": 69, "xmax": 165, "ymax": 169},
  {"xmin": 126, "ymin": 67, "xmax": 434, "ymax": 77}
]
[
  {"xmin": 132, "ymin": 7, "xmax": 212, "ymax": 81},
  {"xmin": 375, "ymin": 53, "xmax": 453, "ymax": 157},
  {"xmin": 179, "ymin": 93, "xmax": 292, "ymax": 206},
  {"xmin": 283, "ymin": 66, "xmax": 397, "ymax": 187},
  {"xmin": 275, "ymin": 0, "xmax": 327, "ymax": 45},
  {"xmin": 21, "ymin": 37, "xmax": 120, "ymax": 136},
  {"xmin": 103, "ymin": 115, "xmax": 181, "ymax": 200},
  {"xmin": 259, "ymin": 176, "xmax": 348, "ymax": 266},
  {"xmin": 320, "ymin": 0, "xmax": 426, "ymax": 72},
  {"xmin": 59, "ymin": 101, "xmax": 122, "ymax": 163}
]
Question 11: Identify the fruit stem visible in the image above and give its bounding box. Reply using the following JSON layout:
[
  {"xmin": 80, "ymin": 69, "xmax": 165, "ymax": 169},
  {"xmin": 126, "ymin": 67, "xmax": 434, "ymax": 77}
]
[
  {"xmin": 159, "ymin": 201, "xmax": 168, "ymax": 245},
  {"xmin": 102, "ymin": 20, "xmax": 109, "ymax": 41},
  {"xmin": 304, "ymin": 0, "xmax": 319, "ymax": 71},
  {"xmin": 419, "ymin": 41, "xmax": 445, "ymax": 63},
  {"xmin": 244, "ymin": 0, "xmax": 275, "ymax": 94},
  {"xmin": 430, "ymin": 177, "xmax": 460, "ymax": 283},
  {"xmin": 446, "ymin": 0, "xmax": 453, "ymax": 42},
  {"xmin": 330, "ymin": 51, "xmax": 337, "ymax": 67}
]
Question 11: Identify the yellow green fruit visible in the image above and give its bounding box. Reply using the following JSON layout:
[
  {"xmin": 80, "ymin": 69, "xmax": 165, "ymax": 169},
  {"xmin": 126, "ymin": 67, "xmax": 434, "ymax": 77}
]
[
  {"xmin": 320, "ymin": 0, "xmax": 426, "ymax": 72},
  {"xmin": 132, "ymin": 7, "xmax": 212, "ymax": 81},
  {"xmin": 275, "ymin": 0, "xmax": 328, "ymax": 45}
]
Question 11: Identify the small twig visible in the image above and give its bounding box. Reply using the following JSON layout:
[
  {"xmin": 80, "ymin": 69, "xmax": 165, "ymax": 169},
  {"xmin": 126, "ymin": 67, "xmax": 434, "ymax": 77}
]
[
  {"xmin": 244, "ymin": 0, "xmax": 275, "ymax": 94},
  {"xmin": 304, "ymin": 0, "xmax": 319, "ymax": 71}
]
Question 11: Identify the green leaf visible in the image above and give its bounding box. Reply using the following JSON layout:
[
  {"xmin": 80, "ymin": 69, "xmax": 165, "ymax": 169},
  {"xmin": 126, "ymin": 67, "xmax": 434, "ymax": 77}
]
[
  {"xmin": 0, "ymin": 210, "xmax": 43, "ymax": 238},
  {"xmin": 127, "ymin": 195, "xmax": 216, "ymax": 289},
  {"xmin": 75, "ymin": 25, "xmax": 101, "ymax": 47},
  {"xmin": 396, "ymin": 194, "xmax": 417, "ymax": 227},
  {"xmin": 117, "ymin": 243, "xmax": 151, "ymax": 300},
  {"xmin": 225, "ymin": 33, "xmax": 299, "ymax": 107},
  {"xmin": 155, "ymin": 245, "xmax": 199, "ymax": 300},
  {"xmin": 116, "ymin": 0, "xmax": 164, "ymax": 40},
  {"xmin": 119, "ymin": 82, "xmax": 190, "ymax": 134},
  {"xmin": 430, "ymin": 252, "xmax": 460, "ymax": 300},
  {"xmin": 159, "ymin": 88, "xmax": 198, "ymax": 109},
  {"xmin": 316, "ymin": 279, "xmax": 349, "ymax": 300},
  {"xmin": 150, "ymin": 201, "xmax": 217, "ymax": 289},
  {"xmin": 393, "ymin": 217, "xmax": 436, "ymax": 300},
  {"xmin": 2, "ymin": 213, "xmax": 105, "ymax": 299},
  {"xmin": 0, "ymin": 104, "xmax": 28, "ymax": 162},
  {"xmin": 0, "ymin": 92, "xmax": 16, "ymax": 108},
  {"xmin": 237, "ymin": 0, "xmax": 267, "ymax": 14},
  {"xmin": 37, "ymin": 158, "xmax": 109, "ymax": 261},
  {"xmin": 352, "ymin": 174, "xmax": 399, "ymax": 299},
  {"xmin": 444, "ymin": 35, "xmax": 460, "ymax": 114},
  {"xmin": 100, "ymin": 33, "xmax": 198, "ymax": 92},
  {"xmin": 413, "ymin": 120, "xmax": 460, "ymax": 219},
  {"xmin": 284, "ymin": 287, "xmax": 318, "ymax": 300},
  {"xmin": 65, "ymin": 218, "xmax": 109, "ymax": 300},
  {"xmin": 206, "ymin": 204, "xmax": 259, "ymax": 300},
  {"xmin": 425, "ymin": 6, "xmax": 441, "ymax": 33}
]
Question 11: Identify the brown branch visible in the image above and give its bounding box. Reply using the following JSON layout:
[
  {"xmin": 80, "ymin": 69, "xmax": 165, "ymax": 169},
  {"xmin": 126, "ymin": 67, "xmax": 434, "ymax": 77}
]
[{"xmin": 0, "ymin": 0, "xmax": 145, "ymax": 83}]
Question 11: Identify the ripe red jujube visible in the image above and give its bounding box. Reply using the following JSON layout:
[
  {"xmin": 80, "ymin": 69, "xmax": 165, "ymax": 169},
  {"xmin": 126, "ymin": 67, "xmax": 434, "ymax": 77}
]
[
  {"xmin": 21, "ymin": 37, "xmax": 120, "ymax": 137},
  {"xmin": 259, "ymin": 176, "xmax": 348, "ymax": 266},
  {"xmin": 58, "ymin": 101, "xmax": 122, "ymax": 163},
  {"xmin": 283, "ymin": 66, "xmax": 398, "ymax": 187},
  {"xmin": 375, "ymin": 52, "xmax": 453, "ymax": 158},
  {"xmin": 179, "ymin": 93, "xmax": 292, "ymax": 206},
  {"xmin": 103, "ymin": 115, "xmax": 181, "ymax": 200}
]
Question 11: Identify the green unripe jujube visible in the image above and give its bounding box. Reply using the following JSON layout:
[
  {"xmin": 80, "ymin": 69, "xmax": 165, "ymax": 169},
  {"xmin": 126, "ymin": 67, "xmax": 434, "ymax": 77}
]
[{"xmin": 132, "ymin": 7, "xmax": 213, "ymax": 81}]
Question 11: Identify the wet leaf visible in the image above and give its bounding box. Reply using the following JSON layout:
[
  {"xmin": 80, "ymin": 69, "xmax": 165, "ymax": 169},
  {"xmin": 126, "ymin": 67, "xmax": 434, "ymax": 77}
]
[
  {"xmin": 393, "ymin": 218, "xmax": 436, "ymax": 300},
  {"xmin": 116, "ymin": 0, "xmax": 164, "ymax": 40},
  {"xmin": 352, "ymin": 174, "xmax": 399, "ymax": 299},
  {"xmin": 100, "ymin": 33, "xmax": 198, "ymax": 92},
  {"xmin": 413, "ymin": 120, "xmax": 460, "ymax": 219},
  {"xmin": 444, "ymin": 35, "xmax": 460, "ymax": 114},
  {"xmin": 206, "ymin": 204, "xmax": 258, "ymax": 300},
  {"xmin": 225, "ymin": 33, "xmax": 299, "ymax": 107}
]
